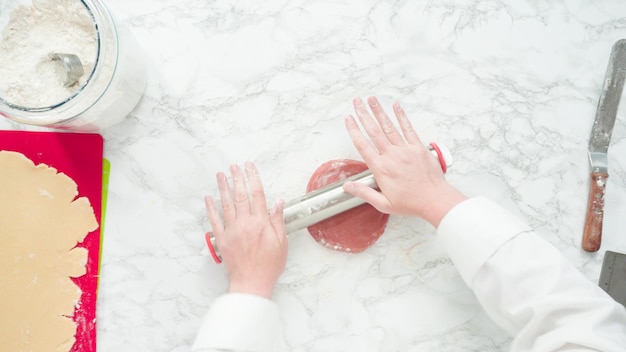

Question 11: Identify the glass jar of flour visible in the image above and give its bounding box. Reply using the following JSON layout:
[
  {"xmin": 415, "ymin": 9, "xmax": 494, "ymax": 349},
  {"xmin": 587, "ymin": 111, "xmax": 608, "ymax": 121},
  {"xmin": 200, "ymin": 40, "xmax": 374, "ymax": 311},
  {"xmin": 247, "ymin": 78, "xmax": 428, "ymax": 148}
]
[{"xmin": 0, "ymin": 0, "xmax": 146, "ymax": 131}]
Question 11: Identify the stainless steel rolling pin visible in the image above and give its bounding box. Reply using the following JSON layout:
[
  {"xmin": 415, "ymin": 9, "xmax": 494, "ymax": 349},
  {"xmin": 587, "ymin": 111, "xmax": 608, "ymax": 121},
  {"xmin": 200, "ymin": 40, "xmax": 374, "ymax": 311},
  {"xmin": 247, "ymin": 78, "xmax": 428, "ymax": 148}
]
[{"xmin": 205, "ymin": 143, "xmax": 452, "ymax": 263}]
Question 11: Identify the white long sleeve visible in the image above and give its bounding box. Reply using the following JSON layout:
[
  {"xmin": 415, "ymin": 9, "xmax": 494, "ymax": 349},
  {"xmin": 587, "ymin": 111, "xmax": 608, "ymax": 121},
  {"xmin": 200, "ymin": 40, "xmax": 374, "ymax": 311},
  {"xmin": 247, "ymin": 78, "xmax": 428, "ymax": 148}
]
[
  {"xmin": 193, "ymin": 197, "xmax": 626, "ymax": 351},
  {"xmin": 438, "ymin": 197, "xmax": 626, "ymax": 351},
  {"xmin": 192, "ymin": 293, "xmax": 280, "ymax": 352}
]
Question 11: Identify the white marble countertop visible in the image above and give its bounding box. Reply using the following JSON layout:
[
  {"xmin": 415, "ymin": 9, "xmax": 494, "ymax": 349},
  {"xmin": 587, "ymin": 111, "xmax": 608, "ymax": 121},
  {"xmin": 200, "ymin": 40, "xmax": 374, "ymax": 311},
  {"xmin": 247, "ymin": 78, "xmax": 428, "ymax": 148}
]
[{"xmin": 3, "ymin": 0, "xmax": 626, "ymax": 351}]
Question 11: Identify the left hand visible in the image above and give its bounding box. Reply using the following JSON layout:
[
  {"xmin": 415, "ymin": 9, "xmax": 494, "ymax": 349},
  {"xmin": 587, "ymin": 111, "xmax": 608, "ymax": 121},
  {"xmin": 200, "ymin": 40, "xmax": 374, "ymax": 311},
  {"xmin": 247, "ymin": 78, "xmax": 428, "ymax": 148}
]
[{"xmin": 205, "ymin": 162, "xmax": 287, "ymax": 299}]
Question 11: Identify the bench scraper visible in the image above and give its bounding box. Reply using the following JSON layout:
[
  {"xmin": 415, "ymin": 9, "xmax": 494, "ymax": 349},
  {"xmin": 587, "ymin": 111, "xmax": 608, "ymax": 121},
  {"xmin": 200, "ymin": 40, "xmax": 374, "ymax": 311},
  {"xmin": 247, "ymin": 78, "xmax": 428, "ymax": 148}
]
[{"xmin": 599, "ymin": 250, "xmax": 626, "ymax": 307}]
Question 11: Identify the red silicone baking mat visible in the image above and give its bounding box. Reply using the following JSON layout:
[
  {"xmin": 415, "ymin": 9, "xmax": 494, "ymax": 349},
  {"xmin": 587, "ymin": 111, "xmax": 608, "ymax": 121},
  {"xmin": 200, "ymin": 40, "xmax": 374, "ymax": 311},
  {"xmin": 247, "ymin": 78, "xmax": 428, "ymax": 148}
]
[{"xmin": 0, "ymin": 130, "xmax": 103, "ymax": 352}]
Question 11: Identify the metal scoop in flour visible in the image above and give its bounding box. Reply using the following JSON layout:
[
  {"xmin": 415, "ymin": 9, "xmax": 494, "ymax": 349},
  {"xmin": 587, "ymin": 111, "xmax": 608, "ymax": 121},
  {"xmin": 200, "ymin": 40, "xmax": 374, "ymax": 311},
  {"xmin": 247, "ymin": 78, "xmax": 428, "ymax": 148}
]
[{"xmin": 50, "ymin": 53, "xmax": 84, "ymax": 87}]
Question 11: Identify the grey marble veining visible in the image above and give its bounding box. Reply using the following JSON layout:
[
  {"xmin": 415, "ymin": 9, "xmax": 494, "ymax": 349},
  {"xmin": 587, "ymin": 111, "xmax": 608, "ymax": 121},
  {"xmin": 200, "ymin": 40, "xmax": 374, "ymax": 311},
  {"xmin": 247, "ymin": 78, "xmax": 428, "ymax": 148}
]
[{"xmin": 2, "ymin": 0, "xmax": 626, "ymax": 351}]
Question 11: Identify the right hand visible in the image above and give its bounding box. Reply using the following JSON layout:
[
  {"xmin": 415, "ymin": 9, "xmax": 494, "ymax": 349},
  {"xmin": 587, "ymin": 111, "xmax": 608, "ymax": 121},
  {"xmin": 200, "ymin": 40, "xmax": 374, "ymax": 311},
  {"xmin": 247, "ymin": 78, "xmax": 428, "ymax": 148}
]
[{"xmin": 342, "ymin": 96, "xmax": 467, "ymax": 228}]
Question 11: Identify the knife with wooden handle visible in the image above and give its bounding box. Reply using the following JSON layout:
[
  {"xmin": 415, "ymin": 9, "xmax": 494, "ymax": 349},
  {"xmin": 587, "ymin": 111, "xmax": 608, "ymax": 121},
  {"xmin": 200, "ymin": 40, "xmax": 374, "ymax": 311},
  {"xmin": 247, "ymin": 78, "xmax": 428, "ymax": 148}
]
[{"xmin": 582, "ymin": 39, "xmax": 626, "ymax": 252}]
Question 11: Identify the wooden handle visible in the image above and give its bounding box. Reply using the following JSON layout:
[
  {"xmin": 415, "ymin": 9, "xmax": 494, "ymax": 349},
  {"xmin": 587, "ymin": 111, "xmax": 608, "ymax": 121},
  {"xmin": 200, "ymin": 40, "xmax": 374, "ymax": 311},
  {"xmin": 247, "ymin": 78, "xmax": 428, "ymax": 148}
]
[{"xmin": 582, "ymin": 172, "xmax": 609, "ymax": 252}]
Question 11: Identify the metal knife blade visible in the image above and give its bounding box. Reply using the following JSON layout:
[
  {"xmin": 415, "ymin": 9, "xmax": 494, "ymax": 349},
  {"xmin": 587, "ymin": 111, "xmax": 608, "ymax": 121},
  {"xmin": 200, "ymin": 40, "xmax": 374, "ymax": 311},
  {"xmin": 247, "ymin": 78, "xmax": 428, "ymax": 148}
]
[{"xmin": 582, "ymin": 39, "xmax": 626, "ymax": 252}]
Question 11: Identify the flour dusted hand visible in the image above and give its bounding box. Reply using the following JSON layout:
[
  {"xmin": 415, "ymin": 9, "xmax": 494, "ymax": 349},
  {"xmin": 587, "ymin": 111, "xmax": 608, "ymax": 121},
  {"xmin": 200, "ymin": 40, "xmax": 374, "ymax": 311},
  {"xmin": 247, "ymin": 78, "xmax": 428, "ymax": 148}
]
[
  {"xmin": 343, "ymin": 97, "xmax": 467, "ymax": 227},
  {"xmin": 205, "ymin": 162, "xmax": 287, "ymax": 299}
]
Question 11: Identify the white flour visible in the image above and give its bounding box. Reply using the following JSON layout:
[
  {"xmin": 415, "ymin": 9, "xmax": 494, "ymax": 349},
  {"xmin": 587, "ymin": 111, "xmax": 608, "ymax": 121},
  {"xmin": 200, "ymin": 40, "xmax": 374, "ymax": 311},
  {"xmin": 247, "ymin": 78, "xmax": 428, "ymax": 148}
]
[{"xmin": 0, "ymin": 0, "xmax": 97, "ymax": 108}]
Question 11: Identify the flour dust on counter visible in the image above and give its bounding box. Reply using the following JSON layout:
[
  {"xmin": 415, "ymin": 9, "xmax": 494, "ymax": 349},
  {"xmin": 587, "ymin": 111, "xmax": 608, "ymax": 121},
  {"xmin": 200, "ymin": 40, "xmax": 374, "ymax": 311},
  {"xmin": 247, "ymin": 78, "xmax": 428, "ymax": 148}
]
[
  {"xmin": 306, "ymin": 159, "xmax": 390, "ymax": 253},
  {"xmin": 0, "ymin": 0, "xmax": 97, "ymax": 108},
  {"xmin": 0, "ymin": 151, "xmax": 98, "ymax": 352}
]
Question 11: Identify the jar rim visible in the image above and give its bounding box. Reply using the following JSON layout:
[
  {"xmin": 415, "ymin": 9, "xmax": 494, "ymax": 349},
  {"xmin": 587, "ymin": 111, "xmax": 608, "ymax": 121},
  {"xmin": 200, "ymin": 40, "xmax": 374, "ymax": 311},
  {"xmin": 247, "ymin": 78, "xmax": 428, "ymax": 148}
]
[{"xmin": 0, "ymin": 0, "xmax": 118, "ymax": 126}]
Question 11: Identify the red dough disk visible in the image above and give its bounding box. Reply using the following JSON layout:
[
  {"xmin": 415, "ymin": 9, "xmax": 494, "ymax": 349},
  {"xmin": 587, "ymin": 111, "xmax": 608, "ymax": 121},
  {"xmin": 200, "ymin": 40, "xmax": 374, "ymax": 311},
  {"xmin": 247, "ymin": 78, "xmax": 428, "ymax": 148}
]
[{"xmin": 306, "ymin": 159, "xmax": 390, "ymax": 253}]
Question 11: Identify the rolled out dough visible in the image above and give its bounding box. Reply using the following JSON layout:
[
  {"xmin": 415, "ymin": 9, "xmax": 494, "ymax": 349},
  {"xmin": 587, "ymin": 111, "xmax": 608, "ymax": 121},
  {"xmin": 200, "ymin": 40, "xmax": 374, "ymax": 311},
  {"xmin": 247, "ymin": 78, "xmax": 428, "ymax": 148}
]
[
  {"xmin": 306, "ymin": 159, "xmax": 389, "ymax": 253},
  {"xmin": 0, "ymin": 151, "xmax": 98, "ymax": 352}
]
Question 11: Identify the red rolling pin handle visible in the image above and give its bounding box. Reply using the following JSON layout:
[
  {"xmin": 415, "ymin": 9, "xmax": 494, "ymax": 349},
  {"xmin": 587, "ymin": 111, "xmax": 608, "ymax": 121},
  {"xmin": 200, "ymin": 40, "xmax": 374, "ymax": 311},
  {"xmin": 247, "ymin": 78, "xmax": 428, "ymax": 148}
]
[
  {"xmin": 429, "ymin": 142, "xmax": 447, "ymax": 174},
  {"xmin": 205, "ymin": 142, "xmax": 450, "ymax": 264},
  {"xmin": 205, "ymin": 232, "xmax": 222, "ymax": 264}
]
